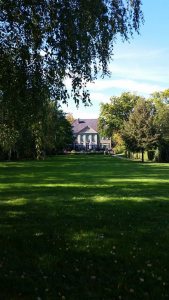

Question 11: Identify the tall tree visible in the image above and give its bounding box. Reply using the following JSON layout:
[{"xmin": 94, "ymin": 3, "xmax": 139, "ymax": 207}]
[
  {"xmin": 149, "ymin": 89, "xmax": 169, "ymax": 162},
  {"xmin": 150, "ymin": 89, "xmax": 169, "ymax": 139},
  {"xmin": 42, "ymin": 102, "xmax": 73, "ymax": 154},
  {"xmin": 0, "ymin": 124, "xmax": 19, "ymax": 160},
  {"xmin": 98, "ymin": 92, "xmax": 141, "ymax": 137},
  {"xmin": 0, "ymin": 1, "xmax": 143, "ymax": 159},
  {"xmin": 122, "ymin": 99, "xmax": 160, "ymax": 162},
  {"xmin": 1, "ymin": 0, "xmax": 143, "ymax": 108}
]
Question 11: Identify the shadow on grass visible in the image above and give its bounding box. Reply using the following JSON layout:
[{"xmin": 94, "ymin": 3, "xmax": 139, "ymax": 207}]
[
  {"xmin": 1, "ymin": 198, "xmax": 169, "ymax": 299},
  {"xmin": 0, "ymin": 156, "xmax": 169, "ymax": 299}
]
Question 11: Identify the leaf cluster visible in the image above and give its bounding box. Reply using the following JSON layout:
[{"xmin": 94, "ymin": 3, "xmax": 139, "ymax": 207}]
[
  {"xmin": 1, "ymin": 0, "xmax": 143, "ymax": 106},
  {"xmin": 98, "ymin": 92, "xmax": 140, "ymax": 137},
  {"xmin": 122, "ymin": 99, "xmax": 160, "ymax": 153}
]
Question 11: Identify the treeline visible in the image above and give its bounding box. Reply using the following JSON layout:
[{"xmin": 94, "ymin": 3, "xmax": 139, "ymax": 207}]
[
  {"xmin": 0, "ymin": 99, "xmax": 73, "ymax": 160},
  {"xmin": 98, "ymin": 89, "xmax": 169, "ymax": 162}
]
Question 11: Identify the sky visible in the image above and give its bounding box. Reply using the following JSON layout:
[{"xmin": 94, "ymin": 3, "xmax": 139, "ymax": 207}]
[{"xmin": 61, "ymin": 0, "xmax": 169, "ymax": 119}]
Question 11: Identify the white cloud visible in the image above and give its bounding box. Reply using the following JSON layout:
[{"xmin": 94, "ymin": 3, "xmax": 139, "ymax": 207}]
[
  {"xmin": 62, "ymin": 77, "xmax": 165, "ymax": 119},
  {"xmin": 90, "ymin": 92, "xmax": 110, "ymax": 103},
  {"xmin": 110, "ymin": 79, "xmax": 163, "ymax": 94},
  {"xmin": 113, "ymin": 47, "xmax": 169, "ymax": 61},
  {"xmin": 88, "ymin": 79, "xmax": 163, "ymax": 95},
  {"xmin": 73, "ymin": 110, "xmax": 99, "ymax": 119},
  {"xmin": 63, "ymin": 103, "xmax": 99, "ymax": 119},
  {"xmin": 109, "ymin": 64, "xmax": 169, "ymax": 84}
]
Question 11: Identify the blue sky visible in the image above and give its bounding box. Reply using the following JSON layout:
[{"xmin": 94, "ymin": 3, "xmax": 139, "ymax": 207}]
[{"xmin": 62, "ymin": 0, "xmax": 169, "ymax": 119}]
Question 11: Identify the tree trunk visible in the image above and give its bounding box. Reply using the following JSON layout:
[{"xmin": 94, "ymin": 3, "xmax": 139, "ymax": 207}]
[
  {"xmin": 141, "ymin": 149, "xmax": 144, "ymax": 162},
  {"xmin": 8, "ymin": 148, "xmax": 11, "ymax": 161}
]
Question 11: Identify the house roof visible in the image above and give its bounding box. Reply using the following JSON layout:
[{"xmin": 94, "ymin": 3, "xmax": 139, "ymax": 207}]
[{"xmin": 72, "ymin": 119, "xmax": 98, "ymax": 134}]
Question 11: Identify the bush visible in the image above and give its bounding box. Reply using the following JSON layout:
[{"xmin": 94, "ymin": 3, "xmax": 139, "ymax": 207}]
[{"xmin": 71, "ymin": 150, "xmax": 76, "ymax": 154}]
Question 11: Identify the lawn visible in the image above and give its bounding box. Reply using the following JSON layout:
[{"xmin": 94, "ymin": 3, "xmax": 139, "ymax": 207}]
[{"xmin": 0, "ymin": 155, "xmax": 169, "ymax": 300}]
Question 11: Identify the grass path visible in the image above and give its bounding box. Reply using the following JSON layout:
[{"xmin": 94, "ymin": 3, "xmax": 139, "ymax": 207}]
[{"xmin": 0, "ymin": 155, "xmax": 169, "ymax": 299}]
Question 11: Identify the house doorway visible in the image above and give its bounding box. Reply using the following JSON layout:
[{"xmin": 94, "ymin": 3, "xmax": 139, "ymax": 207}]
[{"xmin": 86, "ymin": 143, "xmax": 89, "ymax": 151}]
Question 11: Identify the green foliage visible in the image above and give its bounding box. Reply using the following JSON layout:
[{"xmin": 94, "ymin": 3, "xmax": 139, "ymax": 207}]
[
  {"xmin": 0, "ymin": 98, "xmax": 73, "ymax": 160},
  {"xmin": 66, "ymin": 113, "xmax": 75, "ymax": 125},
  {"xmin": 98, "ymin": 89, "xmax": 169, "ymax": 162},
  {"xmin": 0, "ymin": 124, "xmax": 19, "ymax": 159},
  {"xmin": 32, "ymin": 103, "xmax": 73, "ymax": 158},
  {"xmin": 98, "ymin": 92, "xmax": 141, "ymax": 137},
  {"xmin": 1, "ymin": 0, "xmax": 143, "ymax": 106},
  {"xmin": 1, "ymin": 1, "xmax": 143, "ymax": 160},
  {"xmin": 151, "ymin": 89, "xmax": 169, "ymax": 105},
  {"xmin": 149, "ymin": 89, "xmax": 169, "ymax": 162},
  {"xmin": 112, "ymin": 132, "xmax": 126, "ymax": 154},
  {"xmin": 122, "ymin": 99, "xmax": 160, "ymax": 162},
  {"xmin": 150, "ymin": 89, "xmax": 169, "ymax": 140}
]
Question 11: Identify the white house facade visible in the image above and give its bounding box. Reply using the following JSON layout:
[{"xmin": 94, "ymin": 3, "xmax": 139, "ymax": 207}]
[{"xmin": 72, "ymin": 119, "xmax": 111, "ymax": 150}]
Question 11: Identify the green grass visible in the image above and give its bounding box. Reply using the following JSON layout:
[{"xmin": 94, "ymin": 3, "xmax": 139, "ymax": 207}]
[{"xmin": 0, "ymin": 155, "xmax": 169, "ymax": 300}]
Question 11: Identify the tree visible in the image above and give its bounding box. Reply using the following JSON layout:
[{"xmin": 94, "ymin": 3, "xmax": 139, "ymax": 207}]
[
  {"xmin": 98, "ymin": 92, "xmax": 141, "ymax": 137},
  {"xmin": 112, "ymin": 132, "xmax": 125, "ymax": 154},
  {"xmin": 0, "ymin": 124, "xmax": 19, "ymax": 160},
  {"xmin": 149, "ymin": 89, "xmax": 169, "ymax": 162},
  {"xmin": 1, "ymin": 1, "xmax": 143, "ymax": 108},
  {"xmin": 151, "ymin": 89, "xmax": 169, "ymax": 105},
  {"xmin": 66, "ymin": 113, "xmax": 75, "ymax": 125},
  {"xmin": 0, "ymin": 95, "xmax": 73, "ymax": 159},
  {"xmin": 42, "ymin": 102, "xmax": 73, "ymax": 154},
  {"xmin": 27, "ymin": 102, "xmax": 73, "ymax": 158},
  {"xmin": 122, "ymin": 99, "xmax": 160, "ymax": 162},
  {"xmin": 150, "ymin": 89, "xmax": 169, "ymax": 140},
  {"xmin": 0, "ymin": 1, "xmax": 143, "ymax": 160}
]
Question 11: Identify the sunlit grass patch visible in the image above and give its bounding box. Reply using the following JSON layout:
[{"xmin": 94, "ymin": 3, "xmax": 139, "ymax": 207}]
[
  {"xmin": 93, "ymin": 195, "xmax": 149, "ymax": 202},
  {"xmin": 0, "ymin": 198, "xmax": 27, "ymax": 205}
]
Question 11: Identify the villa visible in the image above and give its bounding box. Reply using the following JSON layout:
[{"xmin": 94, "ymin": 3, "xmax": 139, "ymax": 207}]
[{"xmin": 72, "ymin": 119, "xmax": 111, "ymax": 151}]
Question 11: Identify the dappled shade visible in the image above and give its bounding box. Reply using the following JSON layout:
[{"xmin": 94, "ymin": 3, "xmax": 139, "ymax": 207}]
[{"xmin": 0, "ymin": 156, "xmax": 169, "ymax": 299}]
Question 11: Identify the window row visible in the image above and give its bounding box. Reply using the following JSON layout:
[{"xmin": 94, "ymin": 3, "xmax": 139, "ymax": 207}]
[{"xmin": 80, "ymin": 134, "xmax": 97, "ymax": 143}]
